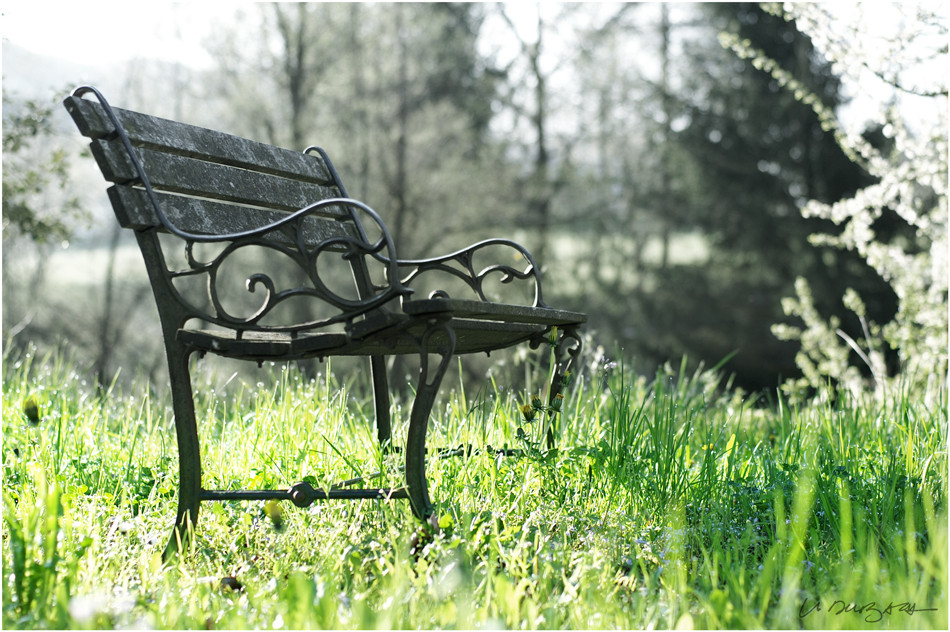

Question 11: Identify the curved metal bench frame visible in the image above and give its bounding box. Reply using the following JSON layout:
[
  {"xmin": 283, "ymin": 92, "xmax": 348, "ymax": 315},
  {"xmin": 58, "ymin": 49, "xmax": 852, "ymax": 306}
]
[{"xmin": 64, "ymin": 86, "xmax": 585, "ymax": 558}]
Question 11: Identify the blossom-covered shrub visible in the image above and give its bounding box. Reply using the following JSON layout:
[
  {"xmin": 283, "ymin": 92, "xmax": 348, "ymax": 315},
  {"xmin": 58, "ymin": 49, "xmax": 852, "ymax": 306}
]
[{"xmin": 728, "ymin": 2, "xmax": 948, "ymax": 399}]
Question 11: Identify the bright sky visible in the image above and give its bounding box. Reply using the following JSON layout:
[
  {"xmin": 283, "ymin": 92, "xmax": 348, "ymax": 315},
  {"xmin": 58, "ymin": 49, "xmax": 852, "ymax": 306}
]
[
  {"xmin": 3, "ymin": 0, "xmax": 944, "ymax": 133},
  {"xmin": 1, "ymin": 1, "xmax": 228, "ymax": 69}
]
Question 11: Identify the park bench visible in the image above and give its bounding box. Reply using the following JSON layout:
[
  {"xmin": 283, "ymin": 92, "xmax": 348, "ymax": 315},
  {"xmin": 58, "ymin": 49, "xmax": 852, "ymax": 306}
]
[{"xmin": 64, "ymin": 86, "xmax": 585, "ymax": 557}]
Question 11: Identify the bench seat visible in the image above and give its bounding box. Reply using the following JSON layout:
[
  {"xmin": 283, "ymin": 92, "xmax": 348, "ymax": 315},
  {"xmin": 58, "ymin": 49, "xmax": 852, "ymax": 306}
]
[{"xmin": 180, "ymin": 301, "xmax": 586, "ymax": 361}]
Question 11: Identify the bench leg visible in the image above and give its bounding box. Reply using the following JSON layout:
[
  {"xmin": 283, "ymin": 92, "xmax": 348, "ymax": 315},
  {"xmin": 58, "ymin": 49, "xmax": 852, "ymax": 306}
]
[
  {"xmin": 162, "ymin": 345, "xmax": 202, "ymax": 560},
  {"xmin": 370, "ymin": 356, "xmax": 392, "ymax": 446},
  {"xmin": 405, "ymin": 323, "xmax": 456, "ymax": 520},
  {"xmin": 545, "ymin": 326, "xmax": 583, "ymax": 450}
]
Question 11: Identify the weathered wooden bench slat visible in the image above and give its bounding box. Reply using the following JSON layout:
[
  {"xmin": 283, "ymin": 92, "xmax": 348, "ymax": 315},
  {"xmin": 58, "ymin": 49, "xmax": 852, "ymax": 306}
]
[
  {"xmin": 64, "ymin": 95, "xmax": 335, "ymax": 185},
  {"xmin": 403, "ymin": 298, "xmax": 587, "ymax": 325},
  {"xmin": 91, "ymin": 139, "xmax": 342, "ymax": 212},
  {"xmin": 108, "ymin": 187, "xmax": 358, "ymax": 245}
]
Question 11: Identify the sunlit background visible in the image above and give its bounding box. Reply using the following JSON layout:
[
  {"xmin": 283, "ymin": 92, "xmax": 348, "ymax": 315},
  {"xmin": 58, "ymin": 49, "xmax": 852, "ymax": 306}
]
[{"xmin": 2, "ymin": 1, "xmax": 947, "ymax": 394}]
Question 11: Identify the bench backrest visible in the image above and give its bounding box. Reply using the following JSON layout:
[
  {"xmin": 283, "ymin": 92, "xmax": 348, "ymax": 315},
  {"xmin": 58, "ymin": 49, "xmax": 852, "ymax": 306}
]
[{"xmin": 64, "ymin": 88, "xmax": 407, "ymax": 335}]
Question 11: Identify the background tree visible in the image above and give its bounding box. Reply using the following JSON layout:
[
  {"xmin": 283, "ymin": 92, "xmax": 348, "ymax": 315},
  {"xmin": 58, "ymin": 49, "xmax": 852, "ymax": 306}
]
[
  {"xmin": 638, "ymin": 2, "xmax": 894, "ymax": 390},
  {"xmin": 202, "ymin": 3, "xmax": 504, "ymax": 258},
  {"xmin": 1, "ymin": 94, "xmax": 83, "ymax": 244},
  {"xmin": 352, "ymin": 3, "xmax": 505, "ymax": 256},
  {"xmin": 2, "ymin": 92, "xmax": 86, "ymax": 343},
  {"xmin": 487, "ymin": 3, "xmax": 596, "ymax": 269},
  {"xmin": 761, "ymin": 2, "xmax": 948, "ymax": 399},
  {"xmin": 568, "ymin": 4, "xmax": 698, "ymax": 356}
]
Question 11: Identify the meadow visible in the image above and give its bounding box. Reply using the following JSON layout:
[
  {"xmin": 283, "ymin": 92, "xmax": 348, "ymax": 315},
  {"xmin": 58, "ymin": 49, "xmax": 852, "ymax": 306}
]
[{"xmin": 2, "ymin": 342, "xmax": 947, "ymax": 629}]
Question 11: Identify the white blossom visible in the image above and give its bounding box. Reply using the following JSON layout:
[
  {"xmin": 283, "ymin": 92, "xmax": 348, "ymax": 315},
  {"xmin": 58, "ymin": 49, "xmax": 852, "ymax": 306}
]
[{"xmin": 767, "ymin": 2, "xmax": 948, "ymax": 400}]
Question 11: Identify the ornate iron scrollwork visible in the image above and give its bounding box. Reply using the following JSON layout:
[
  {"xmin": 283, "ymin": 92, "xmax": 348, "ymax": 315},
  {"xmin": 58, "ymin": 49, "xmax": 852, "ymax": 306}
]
[
  {"xmin": 160, "ymin": 202, "xmax": 410, "ymax": 333},
  {"xmin": 394, "ymin": 238, "xmax": 548, "ymax": 307}
]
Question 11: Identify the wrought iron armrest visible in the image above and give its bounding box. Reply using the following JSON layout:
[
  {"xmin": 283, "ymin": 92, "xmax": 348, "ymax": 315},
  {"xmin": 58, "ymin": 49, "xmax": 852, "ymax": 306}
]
[
  {"xmin": 392, "ymin": 238, "xmax": 549, "ymax": 308},
  {"xmin": 167, "ymin": 201, "xmax": 412, "ymax": 334}
]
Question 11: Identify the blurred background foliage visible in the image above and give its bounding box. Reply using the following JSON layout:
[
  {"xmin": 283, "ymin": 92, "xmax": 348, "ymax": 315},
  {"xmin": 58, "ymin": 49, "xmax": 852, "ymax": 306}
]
[{"xmin": 2, "ymin": 2, "xmax": 946, "ymax": 396}]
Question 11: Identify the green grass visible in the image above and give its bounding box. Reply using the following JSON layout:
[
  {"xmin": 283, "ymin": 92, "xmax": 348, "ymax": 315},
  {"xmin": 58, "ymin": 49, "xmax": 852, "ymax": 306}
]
[{"xmin": 2, "ymin": 344, "xmax": 947, "ymax": 629}]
